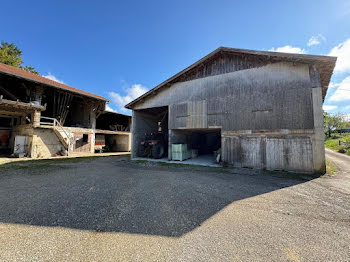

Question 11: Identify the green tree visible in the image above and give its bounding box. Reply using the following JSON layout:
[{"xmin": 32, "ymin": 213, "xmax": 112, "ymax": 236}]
[
  {"xmin": 20, "ymin": 65, "xmax": 39, "ymax": 75},
  {"xmin": 0, "ymin": 41, "xmax": 39, "ymax": 74},
  {"xmin": 324, "ymin": 112, "xmax": 346, "ymax": 138},
  {"xmin": 0, "ymin": 42, "xmax": 23, "ymax": 67}
]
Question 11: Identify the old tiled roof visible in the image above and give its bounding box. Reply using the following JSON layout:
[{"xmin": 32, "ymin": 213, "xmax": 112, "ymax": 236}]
[
  {"xmin": 0, "ymin": 62, "xmax": 108, "ymax": 101},
  {"xmin": 126, "ymin": 47, "xmax": 337, "ymax": 109}
]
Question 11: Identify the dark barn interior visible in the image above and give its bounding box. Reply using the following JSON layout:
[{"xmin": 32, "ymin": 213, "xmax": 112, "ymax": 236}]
[
  {"xmin": 96, "ymin": 111, "xmax": 131, "ymax": 131},
  {"xmin": 133, "ymin": 106, "xmax": 168, "ymax": 158}
]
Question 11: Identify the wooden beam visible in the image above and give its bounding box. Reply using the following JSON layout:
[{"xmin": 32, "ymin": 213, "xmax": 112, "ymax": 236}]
[{"xmin": 0, "ymin": 86, "xmax": 19, "ymax": 101}]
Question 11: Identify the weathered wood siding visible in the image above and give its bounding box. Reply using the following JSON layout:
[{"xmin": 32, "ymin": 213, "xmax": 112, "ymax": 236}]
[
  {"xmin": 134, "ymin": 62, "xmax": 314, "ymax": 132},
  {"xmin": 266, "ymin": 137, "xmax": 313, "ymax": 172},
  {"xmin": 176, "ymin": 52, "xmax": 268, "ymax": 83},
  {"xmin": 132, "ymin": 55, "xmax": 323, "ymax": 173},
  {"xmin": 222, "ymin": 134, "xmax": 313, "ymax": 172},
  {"xmin": 169, "ymin": 101, "xmax": 208, "ymax": 129}
]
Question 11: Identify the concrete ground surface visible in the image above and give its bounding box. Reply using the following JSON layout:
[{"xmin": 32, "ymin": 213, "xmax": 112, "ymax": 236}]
[
  {"xmin": 134, "ymin": 154, "xmax": 221, "ymax": 167},
  {"xmin": 324, "ymin": 148, "xmax": 350, "ymax": 195},
  {"xmin": 0, "ymin": 151, "xmax": 349, "ymax": 262}
]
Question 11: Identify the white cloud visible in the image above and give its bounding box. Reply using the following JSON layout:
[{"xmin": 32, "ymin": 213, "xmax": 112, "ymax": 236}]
[
  {"xmin": 269, "ymin": 45, "xmax": 306, "ymax": 54},
  {"xmin": 43, "ymin": 72, "xmax": 65, "ymax": 84},
  {"xmin": 329, "ymin": 76, "xmax": 350, "ymax": 102},
  {"xmin": 323, "ymin": 105, "xmax": 337, "ymax": 111},
  {"xmin": 109, "ymin": 84, "xmax": 148, "ymax": 112},
  {"xmin": 328, "ymin": 38, "xmax": 350, "ymax": 73},
  {"xmin": 307, "ymin": 34, "xmax": 326, "ymax": 47},
  {"xmin": 329, "ymin": 82, "xmax": 340, "ymax": 89},
  {"xmin": 105, "ymin": 104, "xmax": 117, "ymax": 112}
]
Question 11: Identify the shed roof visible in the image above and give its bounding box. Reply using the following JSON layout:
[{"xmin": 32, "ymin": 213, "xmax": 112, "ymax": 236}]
[
  {"xmin": 102, "ymin": 110, "xmax": 131, "ymax": 118},
  {"xmin": 0, "ymin": 62, "xmax": 108, "ymax": 102},
  {"xmin": 126, "ymin": 47, "xmax": 337, "ymax": 109}
]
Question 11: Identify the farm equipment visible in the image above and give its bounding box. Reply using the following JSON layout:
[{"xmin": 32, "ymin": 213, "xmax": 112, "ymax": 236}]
[
  {"xmin": 138, "ymin": 132, "xmax": 167, "ymax": 159},
  {"xmin": 94, "ymin": 134, "xmax": 106, "ymax": 153}
]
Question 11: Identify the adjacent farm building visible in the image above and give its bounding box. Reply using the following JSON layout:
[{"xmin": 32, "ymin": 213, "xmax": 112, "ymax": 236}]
[
  {"xmin": 0, "ymin": 63, "xmax": 131, "ymax": 158},
  {"xmin": 126, "ymin": 47, "xmax": 336, "ymax": 174}
]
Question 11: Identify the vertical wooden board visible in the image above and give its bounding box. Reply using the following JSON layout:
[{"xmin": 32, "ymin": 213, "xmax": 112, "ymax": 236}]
[
  {"xmin": 175, "ymin": 117, "xmax": 187, "ymax": 128},
  {"xmin": 266, "ymin": 138, "xmax": 284, "ymax": 171},
  {"xmin": 240, "ymin": 136, "xmax": 264, "ymax": 168},
  {"xmin": 169, "ymin": 103, "xmax": 188, "ymax": 129},
  {"xmin": 208, "ymin": 114, "xmax": 224, "ymax": 128},
  {"xmin": 284, "ymin": 137, "xmax": 313, "ymax": 173},
  {"xmin": 222, "ymin": 135, "xmax": 241, "ymax": 166},
  {"xmin": 186, "ymin": 100, "xmax": 208, "ymax": 129}
]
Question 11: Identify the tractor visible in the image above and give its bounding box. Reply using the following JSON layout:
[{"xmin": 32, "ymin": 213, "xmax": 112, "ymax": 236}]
[{"xmin": 138, "ymin": 131, "xmax": 167, "ymax": 159}]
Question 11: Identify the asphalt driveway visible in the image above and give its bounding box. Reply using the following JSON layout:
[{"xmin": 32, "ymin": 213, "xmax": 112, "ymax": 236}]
[{"xmin": 0, "ymin": 155, "xmax": 349, "ymax": 261}]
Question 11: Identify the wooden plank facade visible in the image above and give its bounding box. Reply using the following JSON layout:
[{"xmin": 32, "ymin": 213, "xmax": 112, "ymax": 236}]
[{"xmin": 127, "ymin": 47, "xmax": 336, "ymax": 174}]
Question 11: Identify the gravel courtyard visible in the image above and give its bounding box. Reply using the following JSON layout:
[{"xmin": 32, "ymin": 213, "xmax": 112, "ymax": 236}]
[{"xmin": 0, "ymin": 154, "xmax": 349, "ymax": 262}]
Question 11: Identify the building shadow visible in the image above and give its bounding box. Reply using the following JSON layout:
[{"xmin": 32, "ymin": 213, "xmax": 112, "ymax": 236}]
[{"xmin": 0, "ymin": 158, "xmax": 308, "ymax": 237}]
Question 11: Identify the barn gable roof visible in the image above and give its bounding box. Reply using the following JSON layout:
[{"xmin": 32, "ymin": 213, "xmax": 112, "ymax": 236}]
[
  {"xmin": 0, "ymin": 62, "xmax": 108, "ymax": 102},
  {"xmin": 125, "ymin": 47, "xmax": 337, "ymax": 109}
]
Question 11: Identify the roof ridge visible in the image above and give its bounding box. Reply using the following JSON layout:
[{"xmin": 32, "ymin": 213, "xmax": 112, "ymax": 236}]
[{"xmin": 0, "ymin": 62, "xmax": 108, "ymax": 101}]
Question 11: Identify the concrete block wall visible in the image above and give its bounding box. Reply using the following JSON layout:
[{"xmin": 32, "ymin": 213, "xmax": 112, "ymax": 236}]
[{"xmin": 311, "ymin": 86, "xmax": 326, "ymax": 173}]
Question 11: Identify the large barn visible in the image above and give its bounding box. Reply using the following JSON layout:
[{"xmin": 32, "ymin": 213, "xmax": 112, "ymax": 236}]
[
  {"xmin": 126, "ymin": 47, "xmax": 337, "ymax": 174},
  {"xmin": 0, "ymin": 62, "xmax": 131, "ymax": 158}
]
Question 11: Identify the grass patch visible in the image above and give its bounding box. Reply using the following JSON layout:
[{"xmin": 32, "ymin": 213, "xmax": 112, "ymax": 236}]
[
  {"xmin": 325, "ymin": 133, "xmax": 350, "ymax": 155},
  {"xmin": 0, "ymin": 155, "xmax": 109, "ymax": 172},
  {"xmin": 325, "ymin": 159, "xmax": 337, "ymax": 176},
  {"xmin": 0, "ymin": 162, "xmax": 67, "ymax": 172}
]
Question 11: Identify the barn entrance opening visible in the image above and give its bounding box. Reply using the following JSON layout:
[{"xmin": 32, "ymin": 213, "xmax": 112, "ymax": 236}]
[
  {"xmin": 134, "ymin": 106, "xmax": 169, "ymax": 159},
  {"xmin": 170, "ymin": 128, "xmax": 221, "ymax": 166}
]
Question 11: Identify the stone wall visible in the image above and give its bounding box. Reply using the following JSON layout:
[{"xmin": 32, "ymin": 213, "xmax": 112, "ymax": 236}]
[
  {"xmin": 31, "ymin": 128, "xmax": 64, "ymax": 158},
  {"xmin": 11, "ymin": 125, "xmax": 64, "ymax": 158}
]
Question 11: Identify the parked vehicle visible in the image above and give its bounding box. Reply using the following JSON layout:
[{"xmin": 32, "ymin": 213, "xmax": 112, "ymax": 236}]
[{"xmin": 138, "ymin": 132, "xmax": 167, "ymax": 158}]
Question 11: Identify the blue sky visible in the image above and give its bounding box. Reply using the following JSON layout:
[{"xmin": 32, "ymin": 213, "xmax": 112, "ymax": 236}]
[{"xmin": 1, "ymin": 0, "xmax": 350, "ymax": 116}]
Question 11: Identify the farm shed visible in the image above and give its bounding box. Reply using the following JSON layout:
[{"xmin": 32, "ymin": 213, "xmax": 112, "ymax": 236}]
[
  {"xmin": 0, "ymin": 62, "xmax": 131, "ymax": 158},
  {"xmin": 126, "ymin": 47, "xmax": 337, "ymax": 174},
  {"xmin": 95, "ymin": 111, "xmax": 131, "ymax": 152}
]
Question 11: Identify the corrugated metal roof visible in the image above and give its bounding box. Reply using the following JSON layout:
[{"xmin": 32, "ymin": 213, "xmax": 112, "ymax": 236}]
[{"xmin": 0, "ymin": 62, "xmax": 108, "ymax": 101}]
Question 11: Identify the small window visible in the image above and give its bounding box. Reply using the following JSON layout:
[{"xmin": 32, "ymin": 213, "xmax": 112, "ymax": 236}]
[{"xmin": 83, "ymin": 134, "xmax": 88, "ymax": 143}]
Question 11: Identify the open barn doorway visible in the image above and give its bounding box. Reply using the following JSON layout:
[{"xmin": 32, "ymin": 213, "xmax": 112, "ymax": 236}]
[
  {"xmin": 0, "ymin": 116, "xmax": 13, "ymax": 156},
  {"xmin": 170, "ymin": 128, "xmax": 221, "ymax": 166},
  {"xmin": 132, "ymin": 106, "xmax": 168, "ymax": 159}
]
